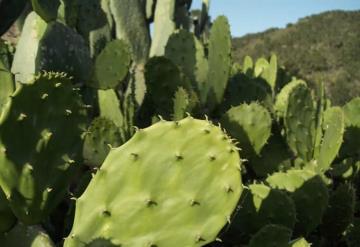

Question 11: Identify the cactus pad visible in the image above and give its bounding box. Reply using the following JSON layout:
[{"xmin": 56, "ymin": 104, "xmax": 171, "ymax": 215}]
[
  {"xmin": 206, "ymin": 15, "xmax": 231, "ymax": 109},
  {"xmin": 316, "ymin": 107, "xmax": 345, "ymax": 171},
  {"xmin": 266, "ymin": 169, "xmax": 329, "ymax": 235},
  {"xmin": 248, "ymin": 224, "xmax": 292, "ymax": 247},
  {"xmin": 226, "ymin": 183, "xmax": 296, "ymax": 242},
  {"xmin": 220, "ymin": 103, "xmax": 272, "ymax": 156},
  {"xmin": 321, "ymin": 184, "xmax": 355, "ymax": 240},
  {"xmin": 92, "ymin": 40, "xmax": 131, "ymax": 89},
  {"xmin": 0, "ymin": 222, "xmax": 54, "ymax": 247},
  {"xmin": 65, "ymin": 117, "xmax": 243, "ymax": 247},
  {"xmin": 145, "ymin": 56, "xmax": 192, "ymax": 118},
  {"xmin": 83, "ymin": 117, "xmax": 123, "ymax": 167},
  {"xmin": 0, "ymin": 72, "xmax": 87, "ymax": 224},
  {"xmin": 284, "ymin": 82, "xmax": 316, "ymax": 162}
]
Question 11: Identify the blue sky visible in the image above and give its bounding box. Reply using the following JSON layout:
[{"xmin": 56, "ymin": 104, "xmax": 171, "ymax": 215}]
[{"xmin": 192, "ymin": 0, "xmax": 360, "ymax": 37}]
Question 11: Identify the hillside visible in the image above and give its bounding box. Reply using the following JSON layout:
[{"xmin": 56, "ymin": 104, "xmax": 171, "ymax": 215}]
[{"xmin": 232, "ymin": 10, "xmax": 360, "ymax": 105}]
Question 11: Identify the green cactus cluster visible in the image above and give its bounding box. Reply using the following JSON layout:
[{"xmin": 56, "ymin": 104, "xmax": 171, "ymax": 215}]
[{"xmin": 0, "ymin": 1, "xmax": 359, "ymax": 247}]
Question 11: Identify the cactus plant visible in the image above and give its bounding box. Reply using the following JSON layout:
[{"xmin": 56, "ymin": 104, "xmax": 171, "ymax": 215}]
[
  {"xmin": 64, "ymin": 117, "xmax": 243, "ymax": 247},
  {"xmin": 225, "ymin": 183, "xmax": 296, "ymax": 243},
  {"xmin": 0, "ymin": 222, "xmax": 54, "ymax": 247},
  {"xmin": 248, "ymin": 224, "xmax": 292, "ymax": 247},
  {"xmin": 266, "ymin": 169, "xmax": 329, "ymax": 236},
  {"xmin": 83, "ymin": 117, "xmax": 123, "ymax": 167},
  {"xmin": 205, "ymin": 15, "xmax": 231, "ymax": 110},
  {"xmin": 220, "ymin": 103, "xmax": 272, "ymax": 157},
  {"xmin": 0, "ymin": 72, "xmax": 87, "ymax": 224},
  {"xmin": 11, "ymin": 12, "xmax": 91, "ymax": 84},
  {"xmin": 91, "ymin": 39, "xmax": 131, "ymax": 90}
]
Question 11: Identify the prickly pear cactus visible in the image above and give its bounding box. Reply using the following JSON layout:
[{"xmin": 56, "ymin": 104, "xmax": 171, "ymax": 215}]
[
  {"xmin": 83, "ymin": 117, "xmax": 123, "ymax": 167},
  {"xmin": 150, "ymin": 0, "xmax": 176, "ymax": 57},
  {"xmin": 225, "ymin": 183, "xmax": 296, "ymax": 243},
  {"xmin": 266, "ymin": 169, "xmax": 329, "ymax": 236},
  {"xmin": 11, "ymin": 12, "xmax": 91, "ymax": 84},
  {"xmin": 64, "ymin": 117, "xmax": 243, "ymax": 247},
  {"xmin": 206, "ymin": 15, "xmax": 231, "ymax": 109},
  {"xmin": 274, "ymin": 79, "xmax": 306, "ymax": 119},
  {"xmin": 315, "ymin": 107, "xmax": 345, "ymax": 172},
  {"xmin": 340, "ymin": 97, "xmax": 360, "ymax": 158},
  {"xmin": 165, "ymin": 29, "xmax": 208, "ymax": 97},
  {"xmin": 220, "ymin": 103, "xmax": 272, "ymax": 156},
  {"xmin": 0, "ymin": 42, "xmax": 15, "ymax": 115},
  {"xmin": 0, "ymin": 189, "xmax": 16, "ymax": 233},
  {"xmin": 248, "ymin": 224, "xmax": 292, "ymax": 247},
  {"xmin": 91, "ymin": 39, "xmax": 131, "ymax": 89},
  {"xmin": 31, "ymin": 0, "xmax": 60, "ymax": 22},
  {"xmin": 321, "ymin": 184, "xmax": 355, "ymax": 240},
  {"xmin": 289, "ymin": 238, "xmax": 311, "ymax": 247},
  {"xmin": 145, "ymin": 56, "xmax": 192, "ymax": 118},
  {"xmin": 0, "ymin": 72, "xmax": 87, "ymax": 224},
  {"xmin": 173, "ymin": 87, "xmax": 190, "ymax": 121},
  {"xmin": 284, "ymin": 82, "xmax": 316, "ymax": 162},
  {"xmin": 0, "ymin": 222, "xmax": 55, "ymax": 247}
]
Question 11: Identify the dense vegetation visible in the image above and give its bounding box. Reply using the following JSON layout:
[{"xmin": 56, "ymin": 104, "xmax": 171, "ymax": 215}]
[
  {"xmin": 0, "ymin": 1, "xmax": 360, "ymax": 247},
  {"xmin": 232, "ymin": 10, "xmax": 360, "ymax": 105}
]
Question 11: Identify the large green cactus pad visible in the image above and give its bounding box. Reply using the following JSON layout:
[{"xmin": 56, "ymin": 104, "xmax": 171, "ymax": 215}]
[
  {"xmin": 65, "ymin": 117, "xmax": 242, "ymax": 247},
  {"xmin": 0, "ymin": 72, "xmax": 87, "ymax": 224}
]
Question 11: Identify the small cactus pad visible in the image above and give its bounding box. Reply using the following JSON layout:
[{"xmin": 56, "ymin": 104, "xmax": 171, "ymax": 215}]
[
  {"xmin": 274, "ymin": 79, "xmax": 306, "ymax": 119},
  {"xmin": 173, "ymin": 87, "xmax": 190, "ymax": 121},
  {"xmin": 83, "ymin": 117, "xmax": 123, "ymax": 167},
  {"xmin": 220, "ymin": 103, "xmax": 272, "ymax": 156},
  {"xmin": 145, "ymin": 56, "xmax": 192, "ymax": 118},
  {"xmin": 284, "ymin": 82, "xmax": 316, "ymax": 162},
  {"xmin": 206, "ymin": 15, "xmax": 231, "ymax": 109},
  {"xmin": 165, "ymin": 29, "xmax": 208, "ymax": 98},
  {"xmin": 248, "ymin": 224, "xmax": 292, "ymax": 247},
  {"xmin": 92, "ymin": 40, "xmax": 131, "ymax": 89},
  {"xmin": 266, "ymin": 169, "xmax": 329, "ymax": 236},
  {"xmin": 289, "ymin": 238, "xmax": 311, "ymax": 247},
  {"xmin": 316, "ymin": 107, "xmax": 345, "ymax": 171},
  {"xmin": 226, "ymin": 183, "xmax": 296, "ymax": 242},
  {"xmin": 0, "ymin": 44, "xmax": 14, "ymax": 115},
  {"xmin": 65, "ymin": 117, "xmax": 243, "ymax": 247},
  {"xmin": 0, "ymin": 72, "xmax": 87, "ymax": 224},
  {"xmin": 343, "ymin": 97, "xmax": 360, "ymax": 127},
  {"xmin": 0, "ymin": 222, "xmax": 55, "ymax": 247}
]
